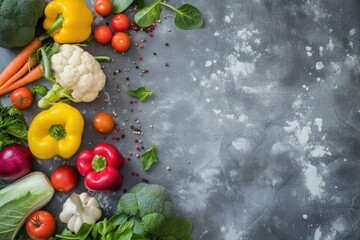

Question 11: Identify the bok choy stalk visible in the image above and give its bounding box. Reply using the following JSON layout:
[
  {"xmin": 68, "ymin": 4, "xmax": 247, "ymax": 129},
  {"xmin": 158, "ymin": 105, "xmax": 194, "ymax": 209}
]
[{"xmin": 0, "ymin": 172, "xmax": 54, "ymax": 240}]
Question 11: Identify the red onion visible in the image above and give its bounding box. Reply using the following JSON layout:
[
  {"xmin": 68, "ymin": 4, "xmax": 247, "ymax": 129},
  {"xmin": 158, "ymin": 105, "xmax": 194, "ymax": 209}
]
[{"xmin": 0, "ymin": 144, "xmax": 32, "ymax": 180}]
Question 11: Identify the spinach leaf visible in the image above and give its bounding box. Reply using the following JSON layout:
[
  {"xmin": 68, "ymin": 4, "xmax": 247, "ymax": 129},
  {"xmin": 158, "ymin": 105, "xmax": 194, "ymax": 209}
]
[
  {"xmin": 128, "ymin": 87, "xmax": 153, "ymax": 101},
  {"xmin": 173, "ymin": 4, "xmax": 204, "ymax": 30},
  {"xmin": 151, "ymin": 217, "xmax": 193, "ymax": 239},
  {"xmin": 134, "ymin": 1, "xmax": 162, "ymax": 27},
  {"xmin": 133, "ymin": 0, "xmax": 145, "ymax": 8},
  {"xmin": 140, "ymin": 145, "xmax": 158, "ymax": 171},
  {"xmin": 113, "ymin": 0, "xmax": 134, "ymax": 13},
  {"xmin": 109, "ymin": 213, "xmax": 128, "ymax": 226}
]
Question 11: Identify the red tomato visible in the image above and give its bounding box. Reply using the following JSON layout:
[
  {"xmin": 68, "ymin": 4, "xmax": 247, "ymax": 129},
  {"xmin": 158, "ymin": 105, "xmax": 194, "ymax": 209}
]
[
  {"xmin": 111, "ymin": 32, "xmax": 131, "ymax": 52},
  {"xmin": 111, "ymin": 14, "xmax": 131, "ymax": 32},
  {"xmin": 94, "ymin": 0, "xmax": 113, "ymax": 16},
  {"xmin": 50, "ymin": 165, "xmax": 78, "ymax": 192},
  {"xmin": 26, "ymin": 210, "xmax": 56, "ymax": 240},
  {"xmin": 93, "ymin": 112, "xmax": 115, "ymax": 134},
  {"xmin": 10, "ymin": 87, "xmax": 33, "ymax": 110},
  {"xmin": 94, "ymin": 25, "xmax": 113, "ymax": 44}
]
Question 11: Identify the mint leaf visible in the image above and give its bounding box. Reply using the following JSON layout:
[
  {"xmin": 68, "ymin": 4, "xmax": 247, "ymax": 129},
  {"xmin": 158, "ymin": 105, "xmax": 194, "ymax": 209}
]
[
  {"xmin": 113, "ymin": 0, "xmax": 134, "ymax": 13},
  {"xmin": 128, "ymin": 87, "xmax": 153, "ymax": 101},
  {"xmin": 134, "ymin": 1, "xmax": 162, "ymax": 27},
  {"xmin": 152, "ymin": 217, "xmax": 193, "ymax": 239},
  {"xmin": 140, "ymin": 145, "xmax": 158, "ymax": 171}
]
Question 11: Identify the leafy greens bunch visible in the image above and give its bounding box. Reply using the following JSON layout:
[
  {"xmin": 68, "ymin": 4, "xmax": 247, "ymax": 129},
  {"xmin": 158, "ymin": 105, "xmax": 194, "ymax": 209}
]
[
  {"xmin": 0, "ymin": 105, "xmax": 28, "ymax": 150},
  {"xmin": 113, "ymin": 0, "xmax": 204, "ymax": 30}
]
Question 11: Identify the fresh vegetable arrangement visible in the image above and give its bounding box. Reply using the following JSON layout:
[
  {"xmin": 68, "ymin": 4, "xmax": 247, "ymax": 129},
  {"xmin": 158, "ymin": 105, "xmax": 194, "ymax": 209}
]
[{"xmin": 0, "ymin": 0, "xmax": 204, "ymax": 239}]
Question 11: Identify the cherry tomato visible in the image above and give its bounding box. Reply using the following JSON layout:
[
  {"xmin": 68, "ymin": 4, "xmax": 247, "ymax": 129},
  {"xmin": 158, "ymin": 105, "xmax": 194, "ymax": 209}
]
[
  {"xmin": 94, "ymin": 25, "xmax": 113, "ymax": 44},
  {"xmin": 50, "ymin": 165, "xmax": 78, "ymax": 192},
  {"xmin": 10, "ymin": 87, "xmax": 33, "ymax": 110},
  {"xmin": 111, "ymin": 32, "xmax": 131, "ymax": 52},
  {"xmin": 26, "ymin": 210, "xmax": 56, "ymax": 240},
  {"xmin": 111, "ymin": 14, "xmax": 131, "ymax": 32},
  {"xmin": 93, "ymin": 112, "xmax": 115, "ymax": 134},
  {"xmin": 94, "ymin": 0, "xmax": 113, "ymax": 16}
]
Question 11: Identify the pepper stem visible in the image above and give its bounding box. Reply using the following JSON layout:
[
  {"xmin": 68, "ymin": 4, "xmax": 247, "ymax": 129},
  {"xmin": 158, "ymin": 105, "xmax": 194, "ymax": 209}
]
[
  {"xmin": 92, "ymin": 155, "xmax": 107, "ymax": 172},
  {"xmin": 38, "ymin": 13, "xmax": 65, "ymax": 42},
  {"xmin": 49, "ymin": 125, "xmax": 67, "ymax": 140}
]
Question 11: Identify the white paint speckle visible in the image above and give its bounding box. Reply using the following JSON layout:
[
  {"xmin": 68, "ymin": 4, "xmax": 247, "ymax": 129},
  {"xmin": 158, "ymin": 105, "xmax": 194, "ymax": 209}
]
[
  {"xmin": 327, "ymin": 38, "xmax": 334, "ymax": 51},
  {"xmin": 314, "ymin": 118, "xmax": 323, "ymax": 131},
  {"xmin": 306, "ymin": 46, "xmax": 313, "ymax": 56},
  {"xmin": 224, "ymin": 15, "xmax": 231, "ymax": 23},
  {"xmin": 314, "ymin": 228, "xmax": 322, "ymax": 240},
  {"xmin": 349, "ymin": 28, "xmax": 356, "ymax": 36},
  {"xmin": 315, "ymin": 61, "xmax": 324, "ymax": 70},
  {"xmin": 205, "ymin": 61, "xmax": 213, "ymax": 67},
  {"xmin": 232, "ymin": 138, "xmax": 252, "ymax": 152},
  {"xmin": 304, "ymin": 163, "xmax": 324, "ymax": 198},
  {"xmin": 302, "ymin": 214, "xmax": 308, "ymax": 220}
]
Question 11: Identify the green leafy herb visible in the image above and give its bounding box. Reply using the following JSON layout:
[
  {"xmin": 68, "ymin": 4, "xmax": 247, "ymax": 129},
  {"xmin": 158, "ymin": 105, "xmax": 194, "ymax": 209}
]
[
  {"xmin": 128, "ymin": 87, "xmax": 153, "ymax": 101},
  {"xmin": 140, "ymin": 145, "xmax": 158, "ymax": 171},
  {"xmin": 134, "ymin": 0, "xmax": 145, "ymax": 8},
  {"xmin": 134, "ymin": 1, "xmax": 162, "ymax": 28},
  {"xmin": 113, "ymin": 0, "xmax": 134, "ymax": 13},
  {"xmin": 172, "ymin": 4, "xmax": 204, "ymax": 30},
  {"xmin": 30, "ymin": 84, "xmax": 49, "ymax": 96},
  {"xmin": 0, "ymin": 105, "xmax": 28, "ymax": 150},
  {"xmin": 133, "ymin": 0, "xmax": 203, "ymax": 30},
  {"xmin": 152, "ymin": 217, "xmax": 193, "ymax": 239}
]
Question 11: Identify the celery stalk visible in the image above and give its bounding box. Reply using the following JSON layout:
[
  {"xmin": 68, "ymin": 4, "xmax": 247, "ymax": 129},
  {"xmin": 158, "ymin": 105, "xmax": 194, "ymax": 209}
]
[{"xmin": 0, "ymin": 172, "xmax": 55, "ymax": 240}]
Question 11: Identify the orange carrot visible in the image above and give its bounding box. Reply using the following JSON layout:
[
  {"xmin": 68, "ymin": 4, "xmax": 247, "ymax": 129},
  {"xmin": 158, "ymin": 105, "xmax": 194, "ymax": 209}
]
[
  {"xmin": 0, "ymin": 38, "xmax": 42, "ymax": 87},
  {"xmin": 0, "ymin": 65, "xmax": 43, "ymax": 96},
  {"xmin": 0, "ymin": 58, "xmax": 38, "ymax": 91}
]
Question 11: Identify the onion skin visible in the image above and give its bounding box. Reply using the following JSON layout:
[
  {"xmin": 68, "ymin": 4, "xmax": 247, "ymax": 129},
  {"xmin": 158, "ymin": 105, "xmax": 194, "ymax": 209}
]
[{"xmin": 0, "ymin": 144, "xmax": 32, "ymax": 180}]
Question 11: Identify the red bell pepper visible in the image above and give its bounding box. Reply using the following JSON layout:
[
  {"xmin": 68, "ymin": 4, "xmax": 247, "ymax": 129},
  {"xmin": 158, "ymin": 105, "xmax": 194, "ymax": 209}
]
[{"xmin": 77, "ymin": 143, "xmax": 125, "ymax": 191}]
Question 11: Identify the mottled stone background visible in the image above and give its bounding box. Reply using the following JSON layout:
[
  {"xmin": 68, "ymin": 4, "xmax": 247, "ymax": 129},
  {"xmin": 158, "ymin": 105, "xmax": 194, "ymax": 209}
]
[{"xmin": 1, "ymin": 0, "xmax": 360, "ymax": 239}]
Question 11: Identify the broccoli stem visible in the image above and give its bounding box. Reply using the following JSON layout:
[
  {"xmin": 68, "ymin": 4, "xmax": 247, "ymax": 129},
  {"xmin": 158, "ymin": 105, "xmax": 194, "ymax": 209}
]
[{"xmin": 38, "ymin": 83, "xmax": 75, "ymax": 108}]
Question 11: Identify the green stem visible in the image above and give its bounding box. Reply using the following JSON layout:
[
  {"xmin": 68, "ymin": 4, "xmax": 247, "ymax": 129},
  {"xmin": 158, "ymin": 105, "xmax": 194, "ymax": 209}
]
[
  {"xmin": 49, "ymin": 125, "xmax": 66, "ymax": 140},
  {"xmin": 159, "ymin": 1, "xmax": 178, "ymax": 13},
  {"xmin": 40, "ymin": 48, "xmax": 52, "ymax": 80},
  {"xmin": 94, "ymin": 56, "xmax": 111, "ymax": 62},
  {"xmin": 92, "ymin": 155, "xmax": 107, "ymax": 172},
  {"xmin": 38, "ymin": 14, "xmax": 65, "ymax": 41}
]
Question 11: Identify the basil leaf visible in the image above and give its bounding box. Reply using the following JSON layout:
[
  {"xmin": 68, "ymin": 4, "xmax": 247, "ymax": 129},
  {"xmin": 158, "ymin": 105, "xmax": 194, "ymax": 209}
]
[
  {"xmin": 152, "ymin": 217, "xmax": 193, "ymax": 239},
  {"xmin": 140, "ymin": 145, "xmax": 158, "ymax": 171},
  {"xmin": 113, "ymin": 0, "xmax": 134, "ymax": 13},
  {"xmin": 134, "ymin": 1, "xmax": 162, "ymax": 27},
  {"xmin": 173, "ymin": 4, "xmax": 204, "ymax": 30},
  {"xmin": 128, "ymin": 87, "xmax": 153, "ymax": 101}
]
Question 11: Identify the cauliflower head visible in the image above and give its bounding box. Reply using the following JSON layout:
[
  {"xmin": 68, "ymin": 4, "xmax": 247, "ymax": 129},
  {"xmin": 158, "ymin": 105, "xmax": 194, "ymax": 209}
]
[
  {"xmin": 117, "ymin": 183, "xmax": 174, "ymax": 233},
  {"xmin": 51, "ymin": 44, "xmax": 106, "ymax": 102}
]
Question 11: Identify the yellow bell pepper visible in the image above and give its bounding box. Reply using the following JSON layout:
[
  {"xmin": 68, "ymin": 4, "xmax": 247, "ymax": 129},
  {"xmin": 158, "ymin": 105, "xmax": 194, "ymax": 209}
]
[
  {"xmin": 28, "ymin": 103, "xmax": 84, "ymax": 159},
  {"xmin": 43, "ymin": 0, "xmax": 93, "ymax": 43}
]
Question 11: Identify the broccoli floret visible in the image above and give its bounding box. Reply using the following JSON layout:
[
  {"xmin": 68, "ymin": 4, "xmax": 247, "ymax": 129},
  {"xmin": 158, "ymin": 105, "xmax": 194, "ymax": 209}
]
[
  {"xmin": 117, "ymin": 183, "xmax": 175, "ymax": 233},
  {"xmin": 0, "ymin": 0, "xmax": 46, "ymax": 48}
]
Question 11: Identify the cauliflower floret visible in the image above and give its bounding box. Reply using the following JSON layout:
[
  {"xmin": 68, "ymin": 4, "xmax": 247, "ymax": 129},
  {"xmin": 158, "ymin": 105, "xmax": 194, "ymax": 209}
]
[
  {"xmin": 51, "ymin": 44, "xmax": 106, "ymax": 102},
  {"xmin": 38, "ymin": 44, "xmax": 107, "ymax": 108}
]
